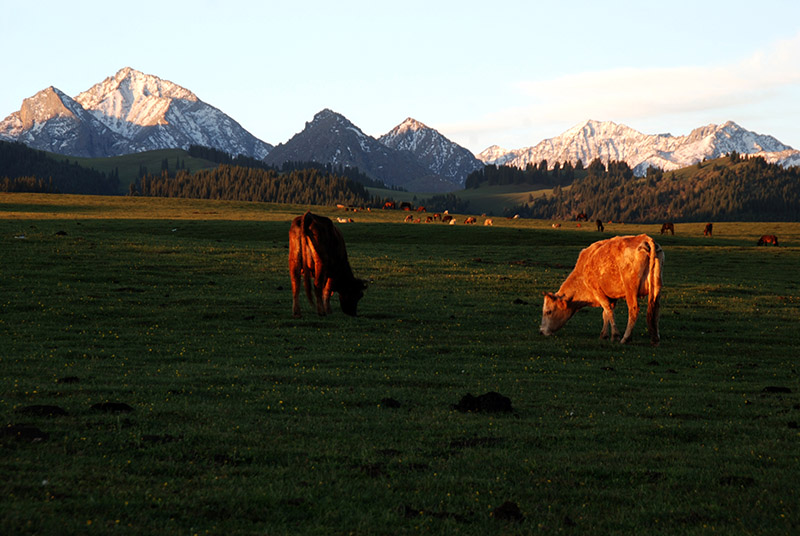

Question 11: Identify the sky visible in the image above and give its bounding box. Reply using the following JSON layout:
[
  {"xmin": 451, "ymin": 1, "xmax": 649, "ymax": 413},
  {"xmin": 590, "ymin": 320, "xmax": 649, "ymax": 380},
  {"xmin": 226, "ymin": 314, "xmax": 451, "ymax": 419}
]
[{"xmin": 3, "ymin": 0, "xmax": 800, "ymax": 155}]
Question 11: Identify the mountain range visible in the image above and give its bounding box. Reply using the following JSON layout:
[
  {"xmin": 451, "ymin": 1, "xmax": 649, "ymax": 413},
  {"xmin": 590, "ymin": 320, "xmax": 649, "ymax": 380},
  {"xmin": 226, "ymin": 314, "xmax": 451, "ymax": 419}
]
[
  {"xmin": 2, "ymin": 67, "xmax": 799, "ymax": 192},
  {"xmin": 478, "ymin": 119, "xmax": 800, "ymax": 175}
]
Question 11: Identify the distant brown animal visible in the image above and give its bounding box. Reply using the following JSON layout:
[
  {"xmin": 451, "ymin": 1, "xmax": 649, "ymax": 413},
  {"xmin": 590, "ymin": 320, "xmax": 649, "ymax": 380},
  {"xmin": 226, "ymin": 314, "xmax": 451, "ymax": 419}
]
[
  {"xmin": 576, "ymin": 212, "xmax": 588, "ymax": 222},
  {"xmin": 425, "ymin": 216, "xmax": 433, "ymax": 223},
  {"xmin": 289, "ymin": 212, "xmax": 367, "ymax": 317},
  {"xmin": 596, "ymin": 219, "xmax": 604, "ymax": 232},
  {"xmin": 464, "ymin": 216, "xmax": 477, "ymax": 224},
  {"xmin": 552, "ymin": 223, "xmax": 561, "ymax": 229},
  {"xmin": 540, "ymin": 234, "xmax": 664, "ymax": 345},
  {"xmin": 383, "ymin": 201, "xmax": 395, "ymax": 209},
  {"xmin": 704, "ymin": 223, "xmax": 713, "ymax": 237},
  {"xmin": 433, "ymin": 213, "xmax": 441, "ymax": 221},
  {"xmin": 403, "ymin": 214, "xmax": 414, "ymax": 222},
  {"xmin": 442, "ymin": 215, "xmax": 453, "ymax": 223},
  {"xmin": 757, "ymin": 234, "xmax": 779, "ymax": 246},
  {"xmin": 400, "ymin": 202, "xmax": 413, "ymax": 211},
  {"xmin": 484, "ymin": 218, "xmax": 493, "ymax": 226},
  {"xmin": 660, "ymin": 222, "xmax": 674, "ymax": 235},
  {"xmin": 416, "ymin": 206, "xmax": 426, "ymax": 212}
]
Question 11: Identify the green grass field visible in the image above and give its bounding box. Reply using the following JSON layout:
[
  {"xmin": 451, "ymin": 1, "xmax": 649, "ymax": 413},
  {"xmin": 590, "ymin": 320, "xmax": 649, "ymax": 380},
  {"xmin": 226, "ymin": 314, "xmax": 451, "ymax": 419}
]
[{"xmin": 1, "ymin": 194, "xmax": 798, "ymax": 535}]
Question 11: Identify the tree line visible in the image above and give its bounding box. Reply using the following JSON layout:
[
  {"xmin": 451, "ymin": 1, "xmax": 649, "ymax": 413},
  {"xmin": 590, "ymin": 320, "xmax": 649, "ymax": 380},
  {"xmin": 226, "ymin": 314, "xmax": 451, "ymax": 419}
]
[
  {"xmin": 131, "ymin": 165, "xmax": 386, "ymax": 207},
  {"xmin": 507, "ymin": 154, "xmax": 800, "ymax": 222},
  {"xmin": 0, "ymin": 141, "xmax": 119, "ymax": 194},
  {"xmin": 465, "ymin": 159, "xmax": 584, "ymax": 188}
]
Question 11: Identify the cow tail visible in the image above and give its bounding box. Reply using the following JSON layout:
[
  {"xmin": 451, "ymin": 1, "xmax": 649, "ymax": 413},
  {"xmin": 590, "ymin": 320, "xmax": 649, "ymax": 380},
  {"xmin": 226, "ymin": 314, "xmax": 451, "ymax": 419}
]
[{"xmin": 646, "ymin": 236, "xmax": 663, "ymax": 344}]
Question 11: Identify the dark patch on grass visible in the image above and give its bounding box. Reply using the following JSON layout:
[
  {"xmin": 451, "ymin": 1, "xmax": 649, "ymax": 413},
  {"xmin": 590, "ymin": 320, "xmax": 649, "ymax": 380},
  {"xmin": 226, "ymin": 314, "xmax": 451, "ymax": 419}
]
[
  {"xmin": 380, "ymin": 397, "xmax": 401, "ymax": 408},
  {"xmin": 491, "ymin": 501, "xmax": 524, "ymax": 522},
  {"xmin": 56, "ymin": 376, "xmax": 80, "ymax": 384},
  {"xmin": 90, "ymin": 402, "xmax": 134, "ymax": 413},
  {"xmin": 15, "ymin": 405, "xmax": 68, "ymax": 417},
  {"xmin": 762, "ymin": 386, "xmax": 792, "ymax": 394},
  {"xmin": 140, "ymin": 434, "xmax": 180, "ymax": 444},
  {"xmin": 449, "ymin": 436, "xmax": 504, "ymax": 451},
  {"xmin": 401, "ymin": 504, "xmax": 469, "ymax": 523},
  {"xmin": 3, "ymin": 424, "xmax": 49, "ymax": 442},
  {"xmin": 453, "ymin": 392, "xmax": 513, "ymax": 413}
]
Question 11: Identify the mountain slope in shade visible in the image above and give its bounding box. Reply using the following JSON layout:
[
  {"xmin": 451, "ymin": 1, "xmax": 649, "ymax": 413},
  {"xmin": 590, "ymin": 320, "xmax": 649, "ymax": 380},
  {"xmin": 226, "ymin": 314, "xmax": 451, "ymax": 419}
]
[
  {"xmin": 479, "ymin": 119, "xmax": 799, "ymax": 175},
  {"xmin": 378, "ymin": 118, "xmax": 483, "ymax": 188},
  {"xmin": 264, "ymin": 109, "xmax": 456, "ymax": 192},
  {"xmin": 0, "ymin": 67, "xmax": 272, "ymax": 159}
]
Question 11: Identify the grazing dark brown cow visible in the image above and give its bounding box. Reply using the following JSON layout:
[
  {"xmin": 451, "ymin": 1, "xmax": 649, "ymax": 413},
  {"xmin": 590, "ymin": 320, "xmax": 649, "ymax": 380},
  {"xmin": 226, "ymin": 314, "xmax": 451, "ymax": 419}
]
[
  {"xmin": 289, "ymin": 212, "xmax": 367, "ymax": 317},
  {"xmin": 540, "ymin": 234, "xmax": 664, "ymax": 345},
  {"xmin": 704, "ymin": 223, "xmax": 713, "ymax": 237},
  {"xmin": 575, "ymin": 212, "xmax": 588, "ymax": 222},
  {"xmin": 757, "ymin": 234, "xmax": 779, "ymax": 246},
  {"xmin": 596, "ymin": 219, "xmax": 605, "ymax": 232},
  {"xmin": 442, "ymin": 215, "xmax": 453, "ymax": 223},
  {"xmin": 660, "ymin": 222, "xmax": 674, "ymax": 235}
]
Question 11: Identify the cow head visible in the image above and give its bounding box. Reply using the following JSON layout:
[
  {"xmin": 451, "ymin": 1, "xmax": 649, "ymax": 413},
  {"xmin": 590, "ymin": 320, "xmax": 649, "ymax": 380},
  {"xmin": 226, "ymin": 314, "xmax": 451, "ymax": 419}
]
[
  {"xmin": 540, "ymin": 292, "xmax": 575, "ymax": 336},
  {"xmin": 339, "ymin": 278, "xmax": 368, "ymax": 316}
]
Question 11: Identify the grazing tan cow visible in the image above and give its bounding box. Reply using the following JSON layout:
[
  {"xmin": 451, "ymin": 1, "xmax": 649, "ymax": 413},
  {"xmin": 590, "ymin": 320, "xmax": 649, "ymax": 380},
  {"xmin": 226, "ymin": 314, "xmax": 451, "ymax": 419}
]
[
  {"xmin": 289, "ymin": 212, "xmax": 367, "ymax": 317},
  {"xmin": 757, "ymin": 234, "xmax": 779, "ymax": 246},
  {"xmin": 484, "ymin": 218, "xmax": 493, "ymax": 226},
  {"xmin": 540, "ymin": 234, "xmax": 664, "ymax": 345}
]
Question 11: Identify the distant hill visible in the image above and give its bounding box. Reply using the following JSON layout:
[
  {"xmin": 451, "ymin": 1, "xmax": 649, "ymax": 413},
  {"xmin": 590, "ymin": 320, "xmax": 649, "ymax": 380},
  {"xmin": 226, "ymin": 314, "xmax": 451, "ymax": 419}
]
[
  {"xmin": 0, "ymin": 141, "xmax": 119, "ymax": 195},
  {"xmin": 508, "ymin": 153, "xmax": 800, "ymax": 223}
]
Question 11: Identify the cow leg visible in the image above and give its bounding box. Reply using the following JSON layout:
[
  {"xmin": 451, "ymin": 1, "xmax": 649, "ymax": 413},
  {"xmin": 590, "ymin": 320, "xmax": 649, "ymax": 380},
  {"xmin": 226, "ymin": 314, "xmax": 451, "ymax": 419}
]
[
  {"xmin": 290, "ymin": 265, "xmax": 303, "ymax": 318},
  {"xmin": 312, "ymin": 263, "xmax": 328, "ymax": 316},
  {"xmin": 599, "ymin": 299, "xmax": 619, "ymax": 340},
  {"xmin": 322, "ymin": 279, "xmax": 334, "ymax": 314},
  {"xmin": 620, "ymin": 293, "xmax": 640, "ymax": 344}
]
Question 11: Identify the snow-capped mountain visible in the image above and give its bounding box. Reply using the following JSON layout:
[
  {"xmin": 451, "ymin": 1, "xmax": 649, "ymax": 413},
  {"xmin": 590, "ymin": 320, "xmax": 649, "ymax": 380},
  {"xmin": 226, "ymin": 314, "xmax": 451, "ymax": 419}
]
[
  {"xmin": 478, "ymin": 119, "xmax": 799, "ymax": 175},
  {"xmin": 0, "ymin": 67, "xmax": 272, "ymax": 159},
  {"xmin": 0, "ymin": 86, "xmax": 129, "ymax": 157},
  {"xmin": 264, "ymin": 109, "xmax": 457, "ymax": 192},
  {"xmin": 378, "ymin": 118, "xmax": 483, "ymax": 188}
]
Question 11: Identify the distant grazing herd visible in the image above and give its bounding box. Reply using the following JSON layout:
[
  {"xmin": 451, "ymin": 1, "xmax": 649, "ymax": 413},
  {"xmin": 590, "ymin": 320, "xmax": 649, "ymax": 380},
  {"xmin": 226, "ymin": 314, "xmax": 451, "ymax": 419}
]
[{"xmin": 290, "ymin": 206, "xmax": 782, "ymax": 345}]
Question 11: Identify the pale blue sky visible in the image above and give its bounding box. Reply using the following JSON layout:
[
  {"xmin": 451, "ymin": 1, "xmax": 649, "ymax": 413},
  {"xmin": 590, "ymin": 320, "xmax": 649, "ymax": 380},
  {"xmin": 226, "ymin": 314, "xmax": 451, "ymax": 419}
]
[{"xmin": 3, "ymin": 0, "xmax": 799, "ymax": 154}]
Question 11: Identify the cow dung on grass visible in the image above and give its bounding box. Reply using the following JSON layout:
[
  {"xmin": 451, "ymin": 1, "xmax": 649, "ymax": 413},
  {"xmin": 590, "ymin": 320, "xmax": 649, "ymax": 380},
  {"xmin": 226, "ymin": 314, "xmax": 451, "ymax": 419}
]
[{"xmin": 454, "ymin": 392, "xmax": 513, "ymax": 413}]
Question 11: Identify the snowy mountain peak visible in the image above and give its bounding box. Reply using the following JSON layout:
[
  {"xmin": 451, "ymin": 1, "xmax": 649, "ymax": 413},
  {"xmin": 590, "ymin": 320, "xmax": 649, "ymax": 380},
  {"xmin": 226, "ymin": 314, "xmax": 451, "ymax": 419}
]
[
  {"xmin": 379, "ymin": 117, "xmax": 483, "ymax": 187},
  {"xmin": 478, "ymin": 119, "xmax": 798, "ymax": 174},
  {"xmin": 1, "ymin": 67, "xmax": 272, "ymax": 159},
  {"xmin": 395, "ymin": 117, "xmax": 428, "ymax": 132},
  {"xmin": 17, "ymin": 86, "xmax": 76, "ymax": 130},
  {"xmin": 75, "ymin": 67, "xmax": 198, "ymax": 131}
]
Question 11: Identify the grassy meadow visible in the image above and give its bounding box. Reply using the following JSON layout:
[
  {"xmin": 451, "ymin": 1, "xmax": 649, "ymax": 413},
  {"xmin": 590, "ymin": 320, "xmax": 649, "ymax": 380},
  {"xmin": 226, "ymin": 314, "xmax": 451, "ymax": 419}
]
[{"xmin": 1, "ymin": 193, "xmax": 798, "ymax": 535}]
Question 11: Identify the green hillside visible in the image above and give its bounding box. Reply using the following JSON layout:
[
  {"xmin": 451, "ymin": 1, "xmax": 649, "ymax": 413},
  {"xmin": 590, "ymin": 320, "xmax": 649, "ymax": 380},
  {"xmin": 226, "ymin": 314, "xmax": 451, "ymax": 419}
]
[{"xmin": 68, "ymin": 148, "xmax": 219, "ymax": 193}]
